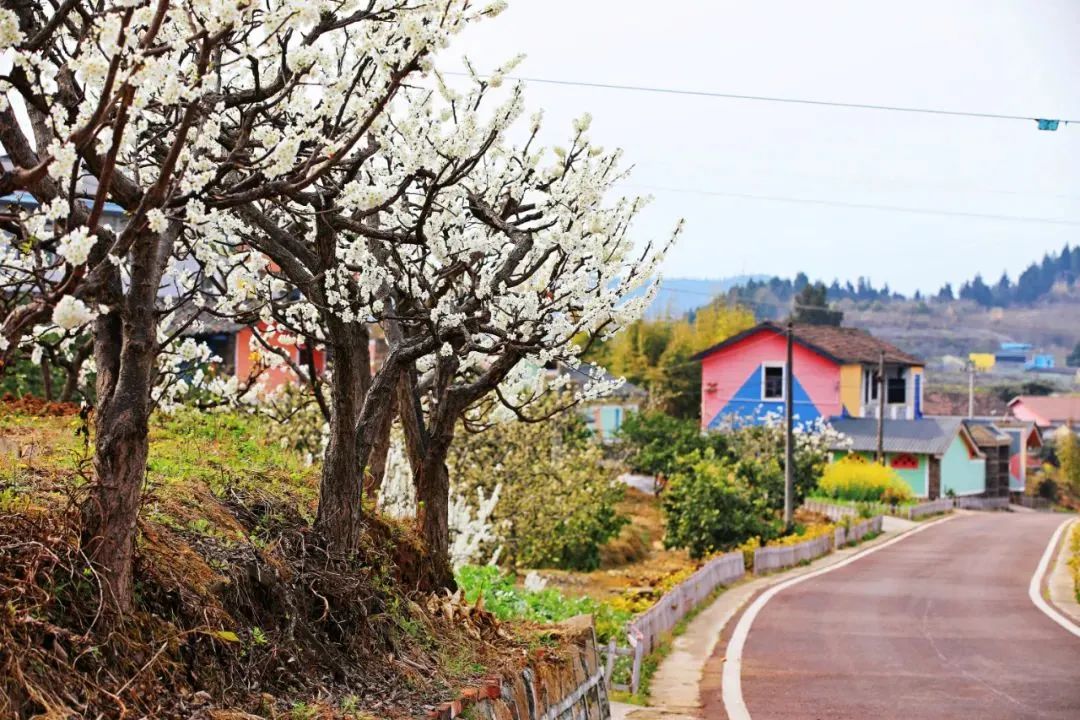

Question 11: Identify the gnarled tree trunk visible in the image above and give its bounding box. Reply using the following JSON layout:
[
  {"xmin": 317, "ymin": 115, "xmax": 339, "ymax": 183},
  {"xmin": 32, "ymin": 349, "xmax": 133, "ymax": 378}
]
[
  {"xmin": 314, "ymin": 322, "xmax": 370, "ymax": 553},
  {"xmin": 414, "ymin": 448, "xmax": 455, "ymax": 590},
  {"xmin": 80, "ymin": 255, "xmax": 160, "ymax": 615}
]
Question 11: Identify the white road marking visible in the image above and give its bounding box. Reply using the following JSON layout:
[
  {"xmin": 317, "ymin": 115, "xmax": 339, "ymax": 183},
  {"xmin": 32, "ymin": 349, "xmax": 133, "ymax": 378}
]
[
  {"xmin": 1028, "ymin": 517, "xmax": 1080, "ymax": 639},
  {"xmin": 721, "ymin": 514, "xmax": 957, "ymax": 720}
]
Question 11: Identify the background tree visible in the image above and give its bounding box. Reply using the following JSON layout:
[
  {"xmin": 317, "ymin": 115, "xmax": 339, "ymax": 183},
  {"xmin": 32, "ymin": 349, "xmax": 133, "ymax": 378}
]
[
  {"xmin": 590, "ymin": 298, "xmax": 753, "ymax": 417},
  {"xmin": 1055, "ymin": 427, "xmax": 1080, "ymax": 497},
  {"xmin": 446, "ymin": 404, "xmax": 627, "ymax": 571},
  {"xmin": 1067, "ymin": 341, "xmax": 1080, "ymax": 368},
  {"xmin": 791, "ymin": 281, "xmax": 843, "ymax": 326}
]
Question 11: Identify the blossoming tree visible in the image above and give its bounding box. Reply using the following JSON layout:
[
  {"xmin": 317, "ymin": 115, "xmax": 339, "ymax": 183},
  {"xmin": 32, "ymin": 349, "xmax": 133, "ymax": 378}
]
[{"xmin": 0, "ymin": 0, "xmax": 493, "ymax": 612}]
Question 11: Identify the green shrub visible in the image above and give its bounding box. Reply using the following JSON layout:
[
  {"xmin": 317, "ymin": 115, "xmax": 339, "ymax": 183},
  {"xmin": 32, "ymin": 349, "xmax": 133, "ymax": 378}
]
[
  {"xmin": 448, "ymin": 407, "xmax": 627, "ymax": 571},
  {"xmin": 661, "ymin": 451, "xmax": 780, "ymax": 559},
  {"xmin": 615, "ymin": 410, "xmax": 728, "ymax": 479},
  {"xmin": 818, "ymin": 457, "xmax": 913, "ymax": 503},
  {"xmin": 454, "ymin": 565, "xmax": 631, "ymax": 642}
]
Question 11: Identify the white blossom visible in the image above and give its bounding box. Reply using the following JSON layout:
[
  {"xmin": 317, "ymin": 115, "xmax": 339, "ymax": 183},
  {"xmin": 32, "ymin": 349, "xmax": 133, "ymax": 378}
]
[{"xmin": 51, "ymin": 296, "xmax": 95, "ymax": 329}]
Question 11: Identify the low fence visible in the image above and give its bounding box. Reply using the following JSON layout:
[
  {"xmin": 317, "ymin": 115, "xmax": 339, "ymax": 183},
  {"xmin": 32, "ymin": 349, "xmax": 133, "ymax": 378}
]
[
  {"xmin": 753, "ymin": 534, "xmax": 832, "ymax": 574},
  {"xmin": 898, "ymin": 498, "xmax": 956, "ymax": 520},
  {"xmin": 602, "ymin": 551, "xmax": 744, "ymax": 695},
  {"xmin": 954, "ymin": 495, "xmax": 1010, "ymax": 511},
  {"xmin": 1012, "ymin": 494, "xmax": 1054, "ymax": 511},
  {"xmin": 834, "ymin": 515, "xmax": 884, "ymax": 547},
  {"xmin": 803, "ymin": 498, "xmax": 858, "ymax": 521},
  {"xmin": 433, "ymin": 615, "xmax": 611, "ymax": 720},
  {"xmin": 806, "ymin": 497, "xmax": 954, "ymax": 521}
]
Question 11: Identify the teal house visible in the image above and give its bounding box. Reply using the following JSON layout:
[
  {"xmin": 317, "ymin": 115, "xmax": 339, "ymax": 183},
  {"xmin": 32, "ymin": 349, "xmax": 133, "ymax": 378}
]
[{"xmin": 828, "ymin": 417, "xmax": 987, "ymax": 499}]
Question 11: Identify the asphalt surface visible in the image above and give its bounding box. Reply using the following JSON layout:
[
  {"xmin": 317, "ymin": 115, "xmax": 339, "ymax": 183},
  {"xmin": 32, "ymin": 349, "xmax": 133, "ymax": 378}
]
[{"xmin": 703, "ymin": 512, "xmax": 1080, "ymax": 719}]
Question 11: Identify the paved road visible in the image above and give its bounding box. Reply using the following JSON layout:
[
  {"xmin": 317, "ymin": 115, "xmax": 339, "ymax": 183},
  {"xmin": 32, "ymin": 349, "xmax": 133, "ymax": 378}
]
[{"xmin": 704, "ymin": 512, "xmax": 1080, "ymax": 719}]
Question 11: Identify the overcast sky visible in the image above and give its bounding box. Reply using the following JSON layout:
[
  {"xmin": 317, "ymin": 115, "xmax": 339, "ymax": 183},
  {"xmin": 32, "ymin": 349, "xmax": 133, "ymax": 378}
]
[{"xmin": 445, "ymin": 0, "xmax": 1080, "ymax": 295}]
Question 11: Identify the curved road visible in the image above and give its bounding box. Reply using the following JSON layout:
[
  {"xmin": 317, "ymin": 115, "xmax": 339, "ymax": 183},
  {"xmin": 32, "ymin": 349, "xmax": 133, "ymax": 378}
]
[{"xmin": 704, "ymin": 512, "xmax": 1080, "ymax": 719}]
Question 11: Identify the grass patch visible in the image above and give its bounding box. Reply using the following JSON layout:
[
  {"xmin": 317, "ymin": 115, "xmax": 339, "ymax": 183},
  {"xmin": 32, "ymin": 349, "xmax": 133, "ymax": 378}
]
[{"xmin": 0, "ymin": 403, "xmax": 545, "ymax": 719}]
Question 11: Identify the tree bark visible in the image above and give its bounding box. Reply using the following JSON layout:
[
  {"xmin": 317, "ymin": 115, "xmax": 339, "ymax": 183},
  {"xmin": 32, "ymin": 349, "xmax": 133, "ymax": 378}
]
[
  {"xmin": 363, "ymin": 382, "xmax": 398, "ymax": 500},
  {"xmin": 414, "ymin": 447, "xmax": 455, "ymax": 591},
  {"xmin": 314, "ymin": 322, "xmax": 370, "ymax": 554},
  {"xmin": 80, "ymin": 259, "xmax": 156, "ymax": 615}
]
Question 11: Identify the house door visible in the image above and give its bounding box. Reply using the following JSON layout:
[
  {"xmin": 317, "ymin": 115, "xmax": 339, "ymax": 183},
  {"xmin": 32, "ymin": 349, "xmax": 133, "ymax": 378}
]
[{"xmin": 928, "ymin": 457, "xmax": 941, "ymax": 500}]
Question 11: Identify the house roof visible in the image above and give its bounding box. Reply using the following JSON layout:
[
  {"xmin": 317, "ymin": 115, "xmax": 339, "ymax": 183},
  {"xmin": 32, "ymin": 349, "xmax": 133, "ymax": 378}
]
[
  {"xmin": 556, "ymin": 361, "xmax": 647, "ymax": 401},
  {"xmin": 691, "ymin": 321, "xmax": 924, "ymax": 366},
  {"xmin": 1008, "ymin": 395, "xmax": 1080, "ymax": 424},
  {"xmin": 964, "ymin": 422, "xmax": 1011, "ymax": 447},
  {"xmin": 829, "ymin": 417, "xmax": 971, "ymax": 455},
  {"xmin": 172, "ymin": 304, "xmax": 246, "ymax": 335}
]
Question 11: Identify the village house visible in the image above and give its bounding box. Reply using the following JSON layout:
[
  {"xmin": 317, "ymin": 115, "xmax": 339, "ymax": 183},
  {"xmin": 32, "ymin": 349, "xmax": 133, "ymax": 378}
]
[
  {"xmin": 1007, "ymin": 394, "xmax": 1080, "ymax": 432},
  {"xmin": 827, "ymin": 417, "xmax": 989, "ymax": 499},
  {"xmin": 692, "ymin": 321, "xmax": 925, "ymax": 430},
  {"xmin": 693, "ymin": 321, "xmax": 1041, "ymax": 500}
]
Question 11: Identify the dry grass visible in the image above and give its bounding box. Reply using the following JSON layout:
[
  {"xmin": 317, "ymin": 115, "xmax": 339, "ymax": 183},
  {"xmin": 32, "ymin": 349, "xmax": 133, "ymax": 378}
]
[
  {"xmin": 539, "ymin": 488, "xmax": 695, "ymax": 602},
  {"xmin": 0, "ymin": 402, "xmax": 538, "ymax": 720}
]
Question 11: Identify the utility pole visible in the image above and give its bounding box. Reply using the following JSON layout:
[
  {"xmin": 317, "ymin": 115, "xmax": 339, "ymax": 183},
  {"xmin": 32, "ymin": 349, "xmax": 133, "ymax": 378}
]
[
  {"xmin": 876, "ymin": 350, "xmax": 885, "ymax": 463},
  {"xmin": 784, "ymin": 321, "xmax": 795, "ymax": 526},
  {"xmin": 966, "ymin": 360, "xmax": 975, "ymax": 418}
]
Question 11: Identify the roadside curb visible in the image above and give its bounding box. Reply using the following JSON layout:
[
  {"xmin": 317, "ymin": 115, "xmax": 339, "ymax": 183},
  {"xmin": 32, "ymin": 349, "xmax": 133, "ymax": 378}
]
[
  {"xmin": 1034, "ymin": 516, "xmax": 1080, "ymax": 634},
  {"xmin": 612, "ymin": 514, "xmax": 946, "ymax": 720}
]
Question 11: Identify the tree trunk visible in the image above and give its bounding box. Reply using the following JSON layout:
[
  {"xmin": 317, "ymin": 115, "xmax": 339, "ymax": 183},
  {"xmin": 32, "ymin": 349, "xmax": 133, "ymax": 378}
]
[
  {"xmin": 363, "ymin": 384, "xmax": 398, "ymax": 500},
  {"xmin": 40, "ymin": 354, "xmax": 53, "ymax": 400},
  {"xmin": 80, "ymin": 273, "xmax": 154, "ymax": 615},
  {"xmin": 414, "ymin": 450, "xmax": 455, "ymax": 591},
  {"xmin": 314, "ymin": 323, "xmax": 370, "ymax": 553},
  {"xmin": 80, "ymin": 229, "xmax": 171, "ymax": 616}
]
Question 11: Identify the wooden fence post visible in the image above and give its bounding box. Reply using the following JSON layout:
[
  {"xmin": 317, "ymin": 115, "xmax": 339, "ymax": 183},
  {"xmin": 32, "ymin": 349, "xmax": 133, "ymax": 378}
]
[{"xmin": 630, "ymin": 642, "xmax": 644, "ymax": 695}]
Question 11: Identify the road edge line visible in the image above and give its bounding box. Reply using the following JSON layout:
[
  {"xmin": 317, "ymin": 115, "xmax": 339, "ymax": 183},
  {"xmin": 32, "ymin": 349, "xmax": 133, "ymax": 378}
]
[
  {"xmin": 1028, "ymin": 517, "xmax": 1080, "ymax": 639},
  {"xmin": 721, "ymin": 513, "xmax": 957, "ymax": 720}
]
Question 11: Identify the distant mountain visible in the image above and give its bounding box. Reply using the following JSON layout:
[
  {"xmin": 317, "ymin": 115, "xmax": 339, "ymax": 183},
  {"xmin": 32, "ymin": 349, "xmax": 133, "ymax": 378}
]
[{"xmin": 645, "ymin": 275, "xmax": 767, "ymax": 318}]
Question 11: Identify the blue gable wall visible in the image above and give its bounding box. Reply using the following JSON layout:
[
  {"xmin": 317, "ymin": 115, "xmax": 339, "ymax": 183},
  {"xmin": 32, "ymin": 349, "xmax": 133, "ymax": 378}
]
[{"xmin": 706, "ymin": 364, "xmax": 822, "ymax": 429}]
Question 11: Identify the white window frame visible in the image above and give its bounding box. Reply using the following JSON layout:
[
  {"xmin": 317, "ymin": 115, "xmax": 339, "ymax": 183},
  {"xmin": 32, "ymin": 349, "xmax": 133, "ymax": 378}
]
[{"xmin": 761, "ymin": 362, "xmax": 786, "ymax": 401}]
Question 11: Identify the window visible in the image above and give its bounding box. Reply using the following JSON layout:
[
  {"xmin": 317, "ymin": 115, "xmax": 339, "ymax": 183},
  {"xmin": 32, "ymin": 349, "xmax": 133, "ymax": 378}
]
[
  {"xmin": 887, "ymin": 376, "xmax": 907, "ymax": 404},
  {"xmin": 298, "ymin": 344, "xmax": 314, "ymax": 369},
  {"xmin": 762, "ymin": 364, "xmax": 785, "ymax": 400},
  {"xmin": 890, "ymin": 453, "xmax": 919, "ymax": 470},
  {"xmin": 864, "ymin": 369, "xmax": 879, "ymax": 404}
]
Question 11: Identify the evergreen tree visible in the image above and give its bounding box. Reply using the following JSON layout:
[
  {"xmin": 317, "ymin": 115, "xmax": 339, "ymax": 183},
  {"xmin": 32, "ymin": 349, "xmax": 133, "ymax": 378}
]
[
  {"xmin": 960, "ymin": 275, "xmax": 994, "ymax": 307},
  {"xmin": 936, "ymin": 283, "xmax": 955, "ymax": 301},
  {"xmin": 791, "ymin": 282, "xmax": 843, "ymax": 326},
  {"xmin": 1068, "ymin": 341, "xmax": 1080, "ymax": 368}
]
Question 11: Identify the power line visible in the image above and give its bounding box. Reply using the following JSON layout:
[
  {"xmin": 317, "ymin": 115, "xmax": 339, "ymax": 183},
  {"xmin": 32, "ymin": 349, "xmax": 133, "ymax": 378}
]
[
  {"xmin": 627, "ymin": 185, "xmax": 1080, "ymax": 227},
  {"xmin": 446, "ymin": 72, "xmax": 1078, "ymax": 126}
]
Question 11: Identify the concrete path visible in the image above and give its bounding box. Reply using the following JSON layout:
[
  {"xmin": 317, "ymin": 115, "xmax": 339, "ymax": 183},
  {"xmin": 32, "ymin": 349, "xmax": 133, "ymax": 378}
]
[
  {"xmin": 705, "ymin": 512, "xmax": 1080, "ymax": 720},
  {"xmin": 613, "ymin": 517, "xmax": 919, "ymax": 719}
]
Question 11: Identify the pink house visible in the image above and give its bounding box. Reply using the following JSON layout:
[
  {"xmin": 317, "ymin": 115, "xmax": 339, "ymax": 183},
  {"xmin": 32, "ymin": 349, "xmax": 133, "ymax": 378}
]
[
  {"xmin": 692, "ymin": 322, "xmax": 925, "ymax": 430},
  {"xmin": 1007, "ymin": 395, "xmax": 1080, "ymax": 431}
]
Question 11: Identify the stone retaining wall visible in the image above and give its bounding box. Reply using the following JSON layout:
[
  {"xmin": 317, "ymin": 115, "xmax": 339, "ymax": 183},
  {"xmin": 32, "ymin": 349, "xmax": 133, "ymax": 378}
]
[{"xmin": 427, "ymin": 615, "xmax": 609, "ymax": 720}]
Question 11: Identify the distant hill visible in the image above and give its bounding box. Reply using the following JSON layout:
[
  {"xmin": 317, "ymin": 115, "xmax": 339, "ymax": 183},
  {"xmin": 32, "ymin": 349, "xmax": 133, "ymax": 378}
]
[{"xmin": 645, "ymin": 276, "xmax": 767, "ymax": 318}]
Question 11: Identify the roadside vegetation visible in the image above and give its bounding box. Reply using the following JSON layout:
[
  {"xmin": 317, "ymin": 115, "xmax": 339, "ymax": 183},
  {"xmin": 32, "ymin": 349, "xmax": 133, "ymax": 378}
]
[
  {"xmin": 1069, "ymin": 523, "xmax": 1080, "ymax": 604},
  {"xmin": 815, "ymin": 456, "xmax": 915, "ymax": 504},
  {"xmin": 0, "ymin": 401, "xmax": 541, "ymax": 718}
]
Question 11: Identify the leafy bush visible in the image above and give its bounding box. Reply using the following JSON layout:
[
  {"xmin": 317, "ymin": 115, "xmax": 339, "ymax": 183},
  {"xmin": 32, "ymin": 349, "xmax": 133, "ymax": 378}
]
[
  {"xmin": 818, "ymin": 457, "xmax": 914, "ymax": 503},
  {"xmin": 661, "ymin": 451, "xmax": 780, "ymax": 559},
  {"xmin": 615, "ymin": 410, "xmax": 728, "ymax": 479},
  {"xmin": 448, "ymin": 408, "xmax": 627, "ymax": 571},
  {"xmin": 725, "ymin": 417, "xmax": 845, "ymax": 510},
  {"xmin": 454, "ymin": 565, "xmax": 631, "ymax": 642}
]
